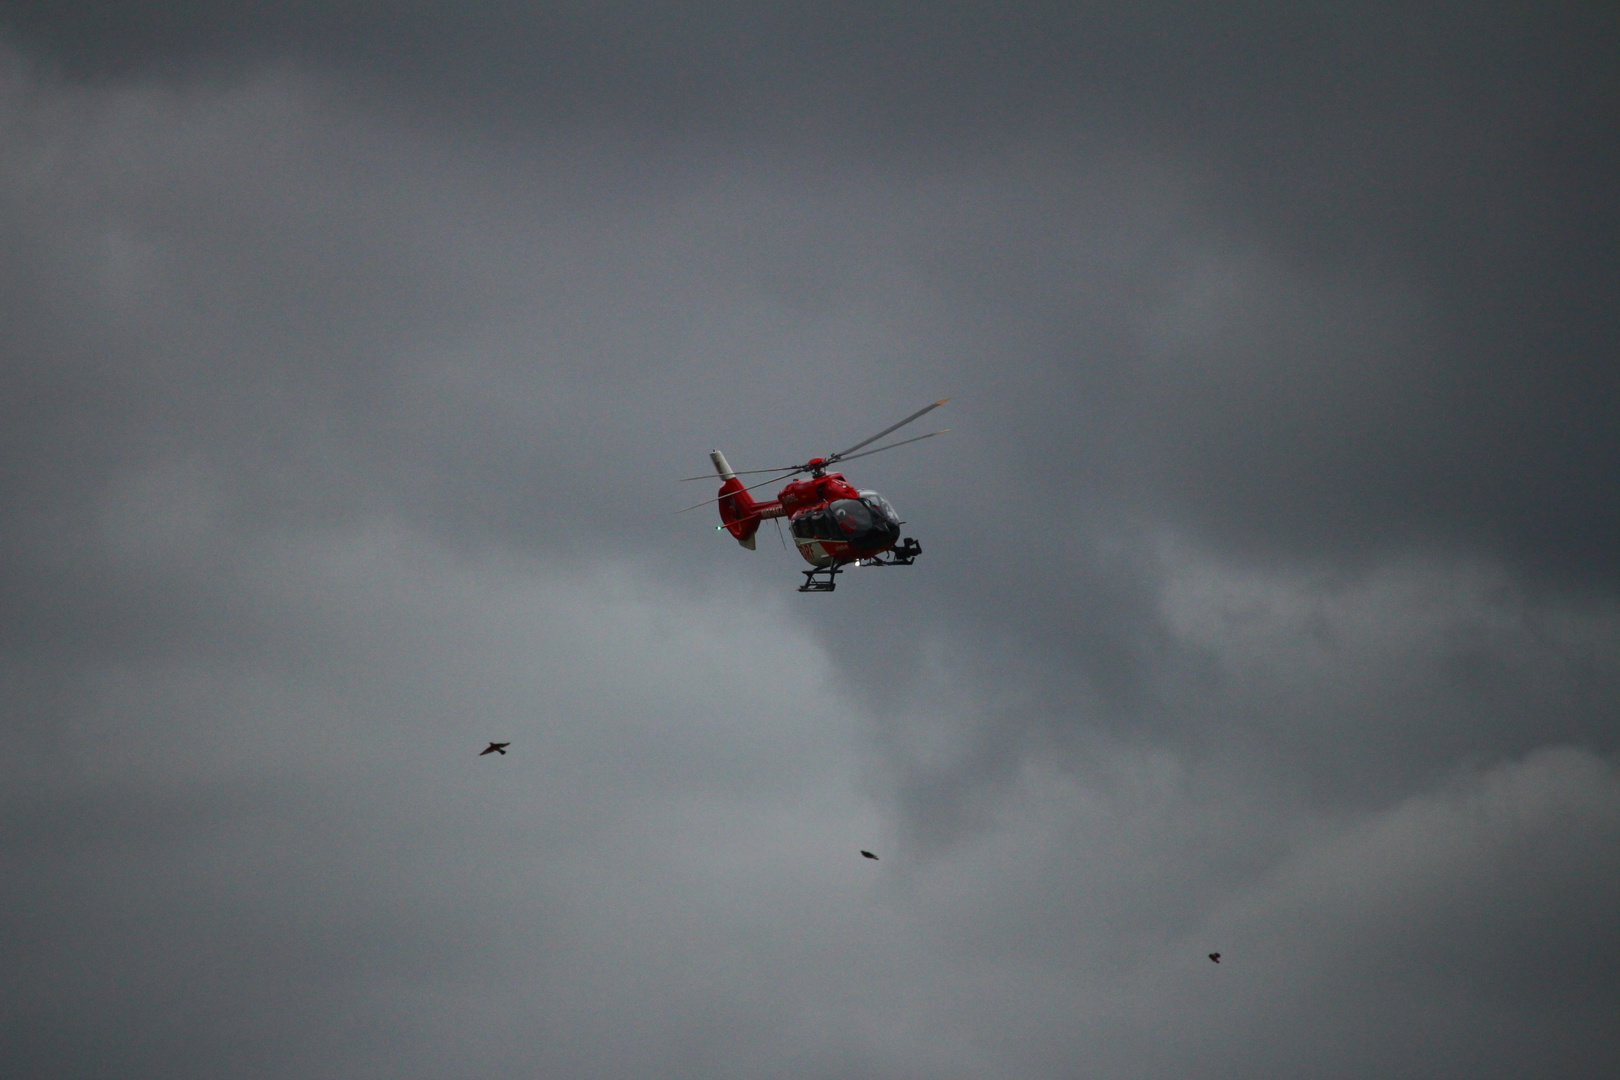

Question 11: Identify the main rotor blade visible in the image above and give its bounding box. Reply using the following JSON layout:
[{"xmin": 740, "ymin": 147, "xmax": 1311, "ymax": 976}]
[
  {"xmin": 831, "ymin": 398, "xmax": 950, "ymax": 461},
  {"xmin": 833, "ymin": 428, "xmax": 949, "ymax": 465},
  {"xmin": 677, "ymin": 465, "xmax": 805, "ymax": 482},
  {"xmin": 674, "ymin": 470, "xmax": 798, "ymax": 514},
  {"xmin": 679, "ymin": 427, "xmax": 950, "ymax": 485}
]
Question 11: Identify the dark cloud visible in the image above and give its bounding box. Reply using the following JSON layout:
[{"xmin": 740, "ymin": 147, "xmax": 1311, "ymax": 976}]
[
  {"xmin": 1, "ymin": 5, "xmax": 1617, "ymax": 1078},
  {"xmin": 6, "ymin": 4, "xmax": 1613, "ymax": 585}
]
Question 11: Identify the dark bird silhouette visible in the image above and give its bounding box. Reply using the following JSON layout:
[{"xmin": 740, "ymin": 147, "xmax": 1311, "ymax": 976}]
[
  {"xmin": 480, "ymin": 742, "xmax": 510, "ymax": 756},
  {"xmin": 860, "ymin": 850, "xmax": 878, "ymax": 860},
  {"xmin": 1208, "ymin": 953, "xmax": 1221, "ymax": 963}
]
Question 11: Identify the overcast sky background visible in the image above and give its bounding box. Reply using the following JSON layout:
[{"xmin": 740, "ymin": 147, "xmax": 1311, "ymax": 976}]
[{"xmin": 2, "ymin": 4, "xmax": 1618, "ymax": 1078}]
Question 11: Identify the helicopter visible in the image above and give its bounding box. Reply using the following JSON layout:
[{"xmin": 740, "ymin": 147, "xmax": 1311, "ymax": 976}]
[{"xmin": 681, "ymin": 399, "xmax": 949, "ymax": 592}]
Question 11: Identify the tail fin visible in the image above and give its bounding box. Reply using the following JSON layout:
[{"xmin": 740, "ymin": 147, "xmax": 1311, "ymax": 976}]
[{"xmin": 710, "ymin": 451, "xmax": 761, "ymax": 550}]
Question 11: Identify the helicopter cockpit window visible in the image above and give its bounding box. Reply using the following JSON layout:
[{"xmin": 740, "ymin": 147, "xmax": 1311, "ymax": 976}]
[
  {"xmin": 829, "ymin": 499, "xmax": 875, "ymax": 537},
  {"xmin": 859, "ymin": 491, "xmax": 900, "ymax": 524}
]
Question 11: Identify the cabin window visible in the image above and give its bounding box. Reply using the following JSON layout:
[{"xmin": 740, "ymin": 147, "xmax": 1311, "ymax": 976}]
[
  {"xmin": 791, "ymin": 509, "xmax": 837, "ymax": 541},
  {"xmin": 859, "ymin": 490, "xmax": 901, "ymax": 524}
]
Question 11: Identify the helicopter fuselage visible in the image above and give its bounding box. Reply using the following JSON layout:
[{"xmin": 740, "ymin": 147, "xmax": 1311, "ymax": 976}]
[{"xmin": 769, "ymin": 471, "xmax": 904, "ymax": 568}]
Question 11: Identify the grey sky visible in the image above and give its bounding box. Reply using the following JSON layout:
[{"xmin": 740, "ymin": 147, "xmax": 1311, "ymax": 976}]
[{"xmin": 2, "ymin": 5, "xmax": 1617, "ymax": 1078}]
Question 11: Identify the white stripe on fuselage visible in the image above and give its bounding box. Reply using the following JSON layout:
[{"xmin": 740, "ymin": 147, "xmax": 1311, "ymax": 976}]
[{"xmin": 792, "ymin": 537, "xmax": 840, "ymax": 566}]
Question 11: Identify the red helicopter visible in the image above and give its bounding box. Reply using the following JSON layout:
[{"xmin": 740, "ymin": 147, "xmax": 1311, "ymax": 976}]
[{"xmin": 682, "ymin": 399, "xmax": 949, "ymax": 592}]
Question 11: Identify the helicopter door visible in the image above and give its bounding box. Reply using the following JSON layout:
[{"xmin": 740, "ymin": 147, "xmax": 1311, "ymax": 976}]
[{"xmin": 789, "ymin": 509, "xmax": 840, "ymax": 565}]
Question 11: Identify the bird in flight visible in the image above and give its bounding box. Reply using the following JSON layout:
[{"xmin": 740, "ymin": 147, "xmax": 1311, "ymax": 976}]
[
  {"xmin": 1208, "ymin": 953, "xmax": 1221, "ymax": 963},
  {"xmin": 860, "ymin": 850, "xmax": 879, "ymax": 860},
  {"xmin": 479, "ymin": 742, "xmax": 510, "ymax": 756}
]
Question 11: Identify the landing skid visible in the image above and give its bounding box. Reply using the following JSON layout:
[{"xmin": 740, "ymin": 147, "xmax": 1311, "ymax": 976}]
[{"xmin": 798, "ymin": 565, "xmax": 843, "ymax": 592}]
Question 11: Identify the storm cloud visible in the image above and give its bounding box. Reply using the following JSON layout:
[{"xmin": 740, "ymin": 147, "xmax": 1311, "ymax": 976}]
[{"xmin": 2, "ymin": 4, "xmax": 1617, "ymax": 1078}]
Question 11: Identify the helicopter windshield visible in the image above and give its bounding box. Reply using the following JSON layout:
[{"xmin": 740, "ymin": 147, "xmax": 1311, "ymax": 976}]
[
  {"xmin": 827, "ymin": 497, "xmax": 901, "ymax": 550},
  {"xmin": 859, "ymin": 490, "xmax": 900, "ymax": 524},
  {"xmin": 830, "ymin": 499, "xmax": 874, "ymax": 535}
]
